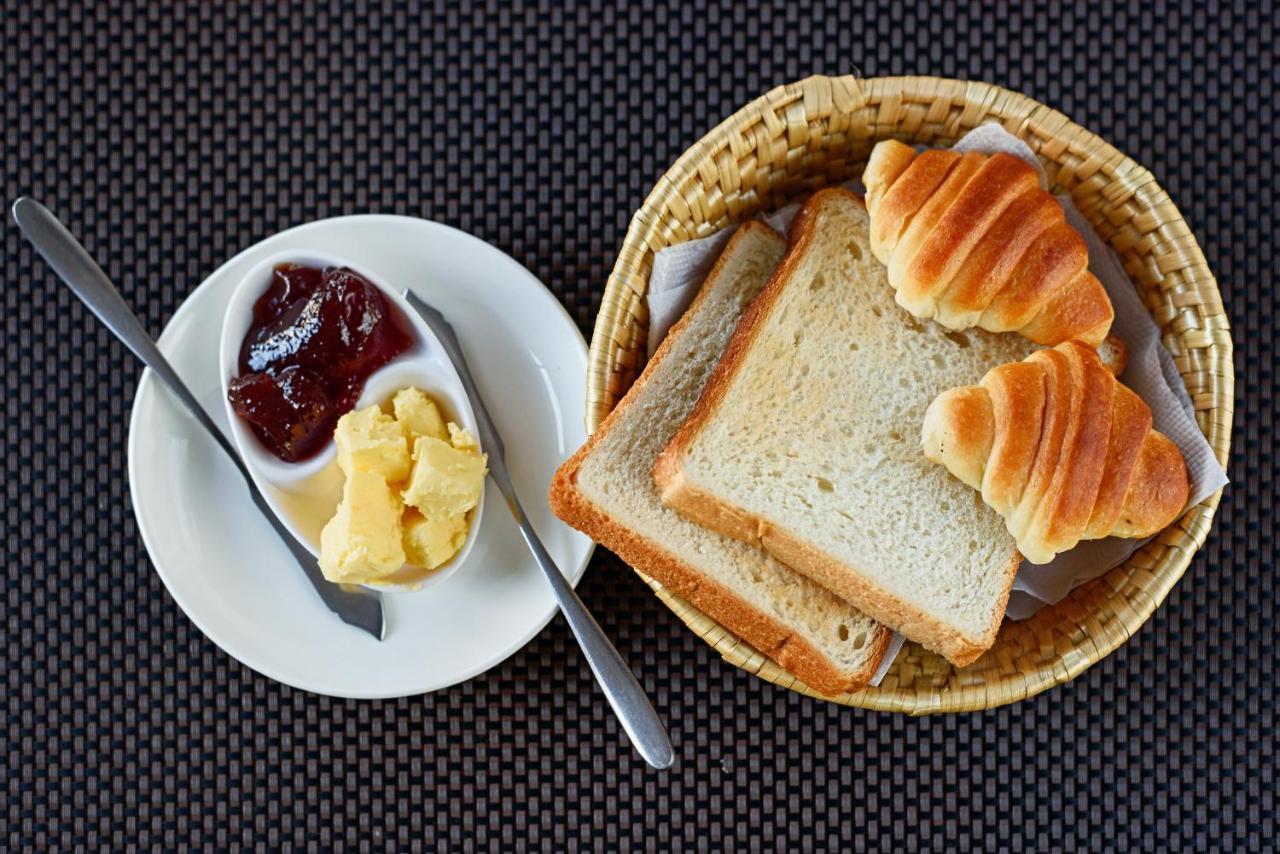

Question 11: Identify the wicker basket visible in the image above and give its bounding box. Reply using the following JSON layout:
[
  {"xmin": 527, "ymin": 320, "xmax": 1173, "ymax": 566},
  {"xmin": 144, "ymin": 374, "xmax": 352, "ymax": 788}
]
[{"xmin": 587, "ymin": 75, "xmax": 1232, "ymax": 713}]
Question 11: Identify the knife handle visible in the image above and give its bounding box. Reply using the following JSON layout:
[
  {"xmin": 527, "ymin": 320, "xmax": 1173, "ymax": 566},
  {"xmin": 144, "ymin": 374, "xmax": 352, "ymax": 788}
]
[
  {"xmin": 12, "ymin": 198, "xmax": 245, "ymax": 471},
  {"xmin": 503, "ymin": 480, "xmax": 676, "ymax": 770}
]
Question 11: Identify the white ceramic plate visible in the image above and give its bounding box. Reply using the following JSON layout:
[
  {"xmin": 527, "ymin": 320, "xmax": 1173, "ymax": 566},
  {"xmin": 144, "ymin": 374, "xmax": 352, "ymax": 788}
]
[{"xmin": 128, "ymin": 215, "xmax": 593, "ymax": 698}]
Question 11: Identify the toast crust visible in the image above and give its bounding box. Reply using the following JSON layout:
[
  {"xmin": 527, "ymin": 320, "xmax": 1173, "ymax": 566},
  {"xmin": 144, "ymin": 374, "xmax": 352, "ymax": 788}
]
[
  {"xmin": 656, "ymin": 188, "xmax": 1020, "ymax": 666},
  {"xmin": 550, "ymin": 222, "xmax": 891, "ymax": 695}
]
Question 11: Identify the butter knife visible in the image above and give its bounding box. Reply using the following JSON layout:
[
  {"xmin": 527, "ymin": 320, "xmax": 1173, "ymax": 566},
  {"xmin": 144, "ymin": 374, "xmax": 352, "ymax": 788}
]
[
  {"xmin": 12, "ymin": 197, "xmax": 386, "ymax": 641},
  {"xmin": 404, "ymin": 290, "xmax": 675, "ymax": 769}
]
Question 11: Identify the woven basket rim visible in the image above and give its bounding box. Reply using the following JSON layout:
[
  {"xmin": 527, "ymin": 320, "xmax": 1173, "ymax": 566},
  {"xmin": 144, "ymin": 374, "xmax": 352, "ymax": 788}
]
[{"xmin": 586, "ymin": 74, "xmax": 1232, "ymax": 713}]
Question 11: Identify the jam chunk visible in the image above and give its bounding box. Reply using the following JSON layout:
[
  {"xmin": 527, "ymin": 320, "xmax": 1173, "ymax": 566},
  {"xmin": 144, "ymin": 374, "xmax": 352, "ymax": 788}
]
[
  {"xmin": 227, "ymin": 366, "xmax": 336, "ymax": 462},
  {"xmin": 228, "ymin": 264, "xmax": 412, "ymax": 462}
]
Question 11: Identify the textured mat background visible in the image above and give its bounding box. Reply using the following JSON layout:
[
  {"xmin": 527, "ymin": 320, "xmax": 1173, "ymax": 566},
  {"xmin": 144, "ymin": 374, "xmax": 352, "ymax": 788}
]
[{"xmin": 3, "ymin": 1, "xmax": 1274, "ymax": 849}]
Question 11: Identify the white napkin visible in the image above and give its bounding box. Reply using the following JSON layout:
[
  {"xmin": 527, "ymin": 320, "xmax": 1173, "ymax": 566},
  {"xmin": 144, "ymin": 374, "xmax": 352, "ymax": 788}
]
[{"xmin": 645, "ymin": 125, "xmax": 1228, "ymax": 685}]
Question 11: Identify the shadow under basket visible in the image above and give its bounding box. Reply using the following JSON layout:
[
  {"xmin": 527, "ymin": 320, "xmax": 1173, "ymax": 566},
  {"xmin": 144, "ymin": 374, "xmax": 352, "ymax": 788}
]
[{"xmin": 586, "ymin": 75, "xmax": 1232, "ymax": 714}]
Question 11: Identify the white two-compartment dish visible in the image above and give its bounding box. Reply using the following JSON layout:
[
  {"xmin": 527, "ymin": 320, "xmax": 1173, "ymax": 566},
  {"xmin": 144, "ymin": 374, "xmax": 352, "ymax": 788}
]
[
  {"xmin": 218, "ymin": 250, "xmax": 483, "ymax": 590},
  {"xmin": 128, "ymin": 215, "xmax": 593, "ymax": 698}
]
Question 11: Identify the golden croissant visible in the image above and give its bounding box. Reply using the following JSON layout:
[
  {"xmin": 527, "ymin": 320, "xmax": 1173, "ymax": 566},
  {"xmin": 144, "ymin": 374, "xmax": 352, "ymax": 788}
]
[
  {"xmin": 921, "ymin": 341, "xmax": 1189, "ymax": 564},
  {"xmin": 863, "ymin": 140, "xmax": 1115, "ymax": 346}
]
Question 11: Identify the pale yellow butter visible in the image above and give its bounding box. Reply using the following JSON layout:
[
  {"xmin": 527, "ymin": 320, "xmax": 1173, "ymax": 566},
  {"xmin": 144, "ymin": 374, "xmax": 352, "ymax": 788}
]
[
  {"xmin": 334, "ymin": 406, "xmax": 410, "ymax": 482},
  {"xmin": 392, "ymin": 388, "xmax": 448, "ymax": 441},
  {"xmin": 402, "ymin": 509, "xmax": 469, "ymax": 570},
  {"xmin": 319, "ymin": 470, "xmax": 406, "ymax": 583},
  {"xmin": 447, "ymin": 422, "xmax": 479, "ymax": 451},
  {"xmin": 402, "ymin": 435, "xmax": 487, "ymax": 519},
  {"xmin": 321, "ymin": 387, "xmax": 483, "ymax": 579}
]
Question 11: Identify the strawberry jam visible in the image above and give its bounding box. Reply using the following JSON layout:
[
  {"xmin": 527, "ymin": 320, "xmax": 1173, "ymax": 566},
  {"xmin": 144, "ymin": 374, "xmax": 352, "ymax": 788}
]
[{"xmin": 227, "ymin": 264, "xmax": 412, "ymax": 462}]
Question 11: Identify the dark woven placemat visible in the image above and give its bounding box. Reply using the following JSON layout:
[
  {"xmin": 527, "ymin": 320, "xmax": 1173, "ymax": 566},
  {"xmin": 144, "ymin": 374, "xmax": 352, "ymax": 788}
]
[{"xmin": 4, "ymin": 1, "xmax": 1273, "ymax": 849}]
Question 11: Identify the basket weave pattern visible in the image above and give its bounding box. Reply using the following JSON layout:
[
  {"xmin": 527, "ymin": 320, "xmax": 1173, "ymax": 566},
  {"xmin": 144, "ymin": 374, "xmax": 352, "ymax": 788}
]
[{"xmin": 586, "ymin": 75, "xmax": 1232, "ymax": 713}]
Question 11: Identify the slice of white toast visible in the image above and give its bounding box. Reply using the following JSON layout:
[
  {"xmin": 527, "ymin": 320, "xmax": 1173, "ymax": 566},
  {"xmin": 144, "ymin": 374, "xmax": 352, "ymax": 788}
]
[
  {"xmin": 655, "ymin": 190, "xmax": 1041, "ymax": 666},
  {"xmin": 550, "ymin": 222, "xmax": 891, "ymax": 694}
]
